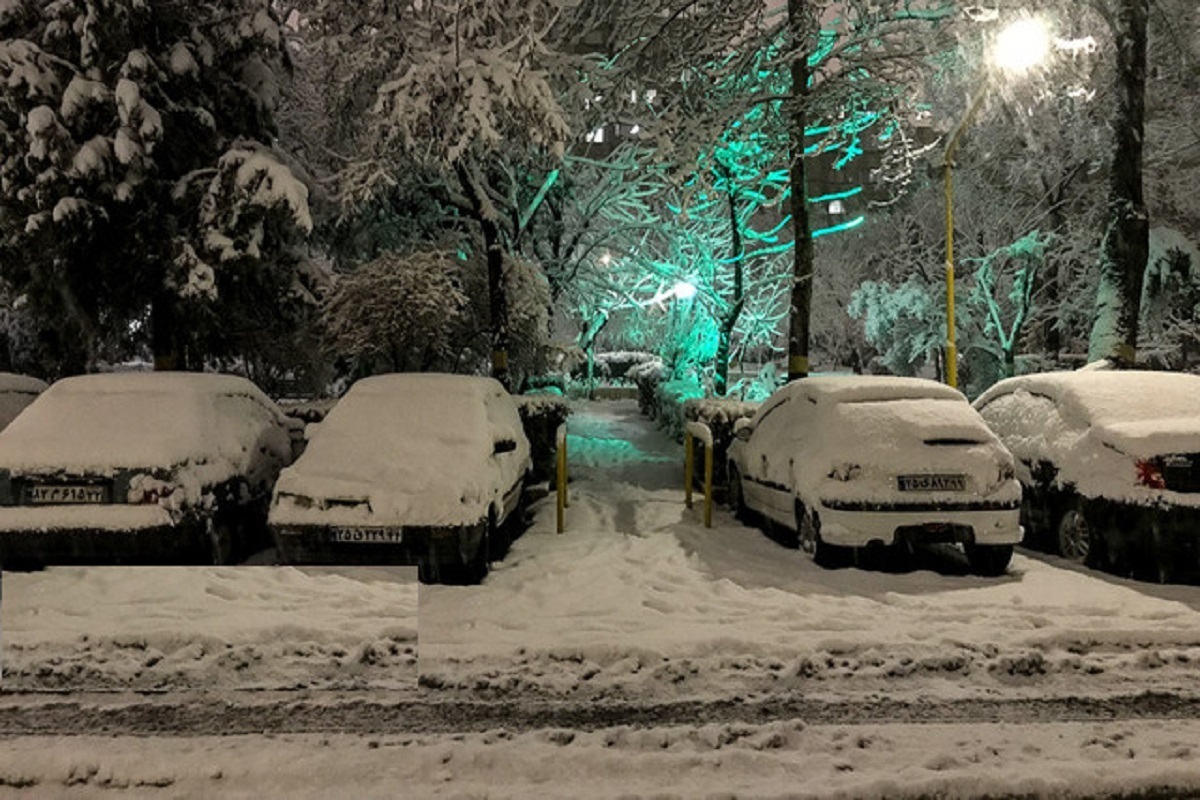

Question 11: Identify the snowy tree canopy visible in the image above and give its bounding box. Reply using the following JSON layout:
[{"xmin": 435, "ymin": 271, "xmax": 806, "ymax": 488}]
[{"xmin": 0, "ymin": 0, "xmax": 313, "ymax": 374}]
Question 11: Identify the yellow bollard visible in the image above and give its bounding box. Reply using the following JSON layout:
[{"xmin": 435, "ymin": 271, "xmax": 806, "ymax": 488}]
[
  {"xmin": 684, "ymin": 430, "xmax": 694, "ymax": 509},
  {"xmin": 703, "ymin": 441, "xmax": 713, "ymax": 529},
  {"xmin": 555, "ymin": 423, "xmax": 567, "ymax": 534}
]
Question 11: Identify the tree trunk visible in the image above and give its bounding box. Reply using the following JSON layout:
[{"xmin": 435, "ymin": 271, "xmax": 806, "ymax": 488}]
[
  {"xmin": 479, "ymin": 216, "xmax": 510, "ymax": 388},
  {"xmin": 786, "ymin": 0, "xmax": 813, "ymax": 382},
  {"xmin": 1088, "ymin": 0, "xmax": 1149, "ymax": 367},
  {"xmin": 714, "ymin": 185, "xmax": 746, "ymax": 397},
  {"xmin": 457, "ymin": 164, "xmax": 511, "ymax": 388},
  {"xmin": 151, "ymin": 291, "xmax": 181, "ymax": 371}
]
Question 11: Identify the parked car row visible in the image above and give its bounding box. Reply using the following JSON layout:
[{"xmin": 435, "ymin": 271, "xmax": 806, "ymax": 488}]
[
  {"xmin": 727, "ymin": 370, "xmax": 1200, "ymax": 583},
  {"xmin": 0, "ymin": 371, "xmax": 531, "ymax": 584}
]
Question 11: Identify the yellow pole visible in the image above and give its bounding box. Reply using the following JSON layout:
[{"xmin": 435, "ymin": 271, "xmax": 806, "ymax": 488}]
[
  {"xmin": 556, "ymin": 441, "xmax": 565, "ymax": 534},
  {"xmin": 684, "ymin": 430, "xmax": 694, "ymax": 509},
  {"xmin": 944, "ymin": 163, "xmax": 958, "ymax": 390},
  {"xmin": 942, "ymin": 81, "xmax": 989, "ymax": 391},
  {"xmin": 703, "ymin": 441, "xmax": 713, "ymax": 528}
]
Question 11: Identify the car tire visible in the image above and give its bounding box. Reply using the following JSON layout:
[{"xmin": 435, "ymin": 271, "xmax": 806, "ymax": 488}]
[
  {"xmin": 798, "ymin": 507, "xmax": 850, "ymax": 569},
  {"xmin": 965, "ymin": 543, "xmax": 1013, "ymax": 576},
  {"xmin": 1057, "ymin": 498, "xmax": 1104, "ymax": 567},
  {"xmin": 727, "ymin": 466, "xmax": 748, "ymax": 522}
]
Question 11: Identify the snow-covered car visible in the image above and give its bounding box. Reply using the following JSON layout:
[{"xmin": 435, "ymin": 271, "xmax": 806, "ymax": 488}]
[
  {"xmin": 974, "ymin": 369, "xmax": 1200, "ymax": 582},
  {"xmin": 268, "ymin": 373, "xmax": 532, "ymax": 583},
  {"xmin": 0, "ymin": 372, "xmax": 294, "ymax": 567},
  {"xmin": 0, "ymin": 373, "xmax": 48, "ymax": 431},
  {"xmin": 727, "ymin": 375, "xmax": 1023, "ymax": 575}
]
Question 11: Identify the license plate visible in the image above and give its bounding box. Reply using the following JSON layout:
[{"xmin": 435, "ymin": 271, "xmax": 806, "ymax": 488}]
[
  {"xmin": 897, "ymin": 474, "xmax": 967, "ymax": 492},
  {"xmin": 329, "ymin": 527, "xmax": 404, "ymax": 544},
  {"xmin": 27, "ymin": 484, "xmax": 107, "ymax": 504}
]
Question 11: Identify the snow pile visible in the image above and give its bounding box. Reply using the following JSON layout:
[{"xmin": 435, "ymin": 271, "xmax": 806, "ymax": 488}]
[{"xmin": 2, "ymin": 566, "xmax": 418, "ymax": 691}]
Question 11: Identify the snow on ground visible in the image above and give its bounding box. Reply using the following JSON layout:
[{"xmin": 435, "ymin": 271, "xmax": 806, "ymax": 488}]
[
  {"xmin": 418, "ymin": 401, "xmax": 1200, "ymax": 703},
  {"xmin": 3, "ymin": 399, "xmax": 1200, "ymax": 797},
  {"xmin": 2, "ymin": 566, "xmax": 418, "ymax": 691}
]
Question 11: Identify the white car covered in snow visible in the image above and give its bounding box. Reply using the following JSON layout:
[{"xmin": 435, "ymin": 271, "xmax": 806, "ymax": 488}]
[
  {"xmin": 0, "ymin": 372, "xmax": 48, "ymax": 431},
  {"xmin": 268, "ymin": 373, "xmax": 532, "ymax": 584},
  {"xmin": 0, "ymin": 372, "xmax": 293, "ymax": 567},
  {"xmin": 974, "ymin": 369, "xmax": 1200, "ymax": 583},
  {"xmin": 727, "ymin": 375, "xmax": 1023, "ymax": 575}
]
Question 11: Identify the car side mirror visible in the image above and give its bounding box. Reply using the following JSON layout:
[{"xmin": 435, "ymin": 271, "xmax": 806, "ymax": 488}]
[
  {"xmin": 733, "ymin": 418, "xmax": 753, "ymax": 441},
  {"xmin": 493, "ymin": 439, "xmax": 518, "ymax": 455}
]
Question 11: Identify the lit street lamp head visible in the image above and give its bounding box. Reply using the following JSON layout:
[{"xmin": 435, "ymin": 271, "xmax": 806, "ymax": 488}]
[{"xmin": 992, "ymin": 17, "xmax": 1051, "ymax": 73}]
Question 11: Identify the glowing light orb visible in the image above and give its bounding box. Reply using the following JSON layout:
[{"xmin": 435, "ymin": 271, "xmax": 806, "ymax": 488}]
[
  {"xmin": 672, "ymin": 281, "xmax": 697, "ymax": 300},
  {"xmin": 993, "ymin": 18, "xmax": 1050, "ymax": 73}
]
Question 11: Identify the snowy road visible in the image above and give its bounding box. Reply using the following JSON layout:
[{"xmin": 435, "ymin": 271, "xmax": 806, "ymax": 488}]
[{"xmin": 4, "ymin": 399, "xmax": 1200, "ymax": 797}]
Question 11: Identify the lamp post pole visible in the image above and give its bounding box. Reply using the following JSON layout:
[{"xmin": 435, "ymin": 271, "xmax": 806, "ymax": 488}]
[
  {"xmin": 942, "ymin": 16, "xmax": 1051, "ymax": 390},
  {"xmin": 942, "ymin": 82, "xmax": 989, "ymax": 390}
]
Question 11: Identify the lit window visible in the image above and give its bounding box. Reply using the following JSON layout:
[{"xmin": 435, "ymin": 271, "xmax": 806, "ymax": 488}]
[{"xmin": 828, "ymin": 200, "xmax": 845, "ymax": 215}]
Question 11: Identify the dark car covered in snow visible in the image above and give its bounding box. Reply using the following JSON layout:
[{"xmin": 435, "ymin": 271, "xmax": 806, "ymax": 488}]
[
  {"xmin": 268, "ymin": 373, "xmax": 531, "ymax": 584},
  {"xmin": 0, "ymin": 372, "xmax": 293, "ymax": 567},
  {"xmin": 974, "ymin": 369, "xmax": 1200, "ymax": 583}
]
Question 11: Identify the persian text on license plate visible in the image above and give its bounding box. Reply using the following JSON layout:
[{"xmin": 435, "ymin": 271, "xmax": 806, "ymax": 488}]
[
  {"xmin": 28, "ymin": 484, "xmax": 107, "ymax": 504},
  {"xmin": 897, "ymin": 474, "xmax": 967, "ymax": 492},
  {"xmin": 330, "ymin": 528, "xmax": 404, "ymax": 544}
]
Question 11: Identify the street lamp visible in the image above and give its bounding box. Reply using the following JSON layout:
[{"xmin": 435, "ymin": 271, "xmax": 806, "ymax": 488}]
[{"xmin": 943, "ymin": 16, "xmax": 1050, "ymax": 389}]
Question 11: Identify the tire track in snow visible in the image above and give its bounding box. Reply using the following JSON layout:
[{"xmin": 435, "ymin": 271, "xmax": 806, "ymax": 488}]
[{"xmin": 3, "ymin": 691, "xmax": 1200, "ymax": 737}]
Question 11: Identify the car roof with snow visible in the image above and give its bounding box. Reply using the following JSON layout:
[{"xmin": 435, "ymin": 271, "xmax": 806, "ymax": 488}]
[
  {"xmin": 0, "ymin": 372, "xmax": 48, "ymax": 395},
  {"xmin": 974, "ymin": 370, "xmax": 1200, "ymax": 426},
  {"xmin": 0, "ymin": 371, "xmax": 284, "ymax": 472},
  {"xmin": 346, "ymin": 372, "xmax": 507, "ymax": 399},
  {"xmin": 316, "ymin": 373, "xmax": 522, "ymax": 449},
  {"xmin": 769, "ymin": 375, "xmax": 967, "ymax": 406}
]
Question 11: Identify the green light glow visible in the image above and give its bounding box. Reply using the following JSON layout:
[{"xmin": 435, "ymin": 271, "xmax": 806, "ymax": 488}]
[
  {"xmin": 809, "ymin": 187, "xmax": 863, "ymax": 204},
  {"xmin": 813, "ymin": 215, "xmax": 865, "ymax": 238}
]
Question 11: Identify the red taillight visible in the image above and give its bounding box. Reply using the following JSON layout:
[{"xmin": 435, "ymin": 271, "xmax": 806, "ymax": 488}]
[{"xmin": 1136, "ymin": 459, "xmax": 1166, "ymax": 490}]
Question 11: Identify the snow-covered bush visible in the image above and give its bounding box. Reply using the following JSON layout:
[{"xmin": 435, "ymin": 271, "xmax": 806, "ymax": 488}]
[
  {"xmin": 653, "ymin": 376, "xmax": 705, "ymax": 442},
  {"xmin": 322, "ymin": 249, "xmax": 470, "ymax": 375},
  {"xmin": 628, "ymin": 358, "xmax": 668, "ymax": 418},
  {"xmin": 683, "ymin": 397, "xmax": 760, "ymax": 495},
  {"xmin": 515, "ymin": 394, "xmax": 570, "ymax": 485}
]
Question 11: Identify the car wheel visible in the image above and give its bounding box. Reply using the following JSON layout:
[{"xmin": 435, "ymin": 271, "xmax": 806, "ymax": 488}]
[
  {"xmin": 798, "ymin": 508, "xmax": 849, "ymax": 569},
  {"xmin": 965, "ymin": 543, "xmax": 1013, "ymax": 577},
  {"xmin": 207, "ymin": 517, "xmax": 234, "ymax": 566},
  {"xmin": 727, "ymin": 466, "xmax": 748, "ymax": 521},
  {"xmin": 1057, "ymin": 499, "xmax": 1103, "ymax": 567}
]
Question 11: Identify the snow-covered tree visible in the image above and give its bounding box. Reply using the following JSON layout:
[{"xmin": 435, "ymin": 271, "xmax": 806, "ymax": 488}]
[{"xmin": 0, "ymin": 0, "xmax": 315, "ymax": 375}]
